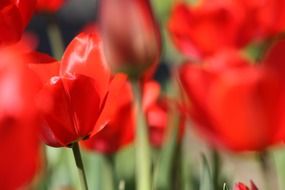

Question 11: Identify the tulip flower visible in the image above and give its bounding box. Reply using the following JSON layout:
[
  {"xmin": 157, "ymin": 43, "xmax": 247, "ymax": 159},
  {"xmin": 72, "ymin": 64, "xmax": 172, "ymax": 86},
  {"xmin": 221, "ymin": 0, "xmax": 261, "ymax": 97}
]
[
  {"xmin": 30, "ymin": 31, "xmax": 127, "ymax": 147},
  {"xmin": 36, "ymin": 0, "xmax": 66, "ymax": 12},
  {"xmin": 234, "ymin": 181, "xmax": 258, "ymax": 190},
  {"xmin": 143, "ymin": 81, "xmax": 185, "ymax": 148},
  {"xmin": 179, "ymin": 43, "xmax": 285, "ymax": 151},
  {"xmin": 98, "ymin": 0, "xmax": 161, "ymax": 79},
  {"xmin": 168, "ymin": 0, "xmax": 285, "ymax": 59},
  {"xmin": 0, "ymin": 43, "xmax": 41, "ymax": 189},
  {"xmin": 0, "ymin": 0, "xmax": 36, "ymax": 46}
]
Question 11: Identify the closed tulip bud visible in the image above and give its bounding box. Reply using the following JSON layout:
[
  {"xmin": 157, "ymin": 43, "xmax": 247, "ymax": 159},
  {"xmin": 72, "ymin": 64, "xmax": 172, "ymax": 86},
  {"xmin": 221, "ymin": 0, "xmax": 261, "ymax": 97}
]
[{"xmin": 98, "ymin": 0, "xmax": 161, "ymax": 80}]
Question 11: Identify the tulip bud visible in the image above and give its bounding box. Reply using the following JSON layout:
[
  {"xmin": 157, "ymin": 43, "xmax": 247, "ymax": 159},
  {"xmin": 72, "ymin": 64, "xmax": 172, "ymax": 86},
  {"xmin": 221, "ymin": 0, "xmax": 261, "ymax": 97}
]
[{"xmin": 98, "ymin": 0, "xmax": 161, "ymax": 80}]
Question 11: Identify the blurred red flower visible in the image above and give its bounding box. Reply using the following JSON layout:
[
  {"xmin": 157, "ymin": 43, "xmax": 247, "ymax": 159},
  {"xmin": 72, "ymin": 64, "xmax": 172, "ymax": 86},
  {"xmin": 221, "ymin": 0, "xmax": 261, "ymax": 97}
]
[
  {"xmin": 0, "ymin": 0, "xmax": 36, "ymax": 46},
  {"xmin": 83, "ymin": 80, "xmax": 185, "ymax": 153},
  {"xmin": 98, "ymin": 0, "xmax": 161, "ymax": 79},
  {"xmin": 0, "ymin": 42, "xmax": 41, "ymax": 189},
  {"xmin": 235, "ymin": 181, "xmax": 258, "ymax": 190},
  {"xmin": 143, "ymin": 81, "xmax": 185, "ymax": 148},
  {"xmin": 30, "ymin": 31, "xmax": 127, "ymax": 147},
  {"xmin": 36, "ymin": 0, "xmax": 65, "ymax": 12},
  {"xmin": 179, "ymin": 41, "xmax": 285, "ymax": 151},
  {"xmin": 168, "ymin": 0, "xmax": 285, "ymax": 59}
]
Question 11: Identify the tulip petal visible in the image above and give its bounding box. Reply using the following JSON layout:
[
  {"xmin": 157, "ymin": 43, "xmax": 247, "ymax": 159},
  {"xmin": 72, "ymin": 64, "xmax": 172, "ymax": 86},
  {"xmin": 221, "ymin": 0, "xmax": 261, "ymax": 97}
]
[
  {"xmin": 61, "ymin": 32, "xmax": 111, "ymax": 100},
  {"xmin": 264, "ymin": 39, "xmax": 285, "ymax": 79},
  {"xmin": 142, "ymin": 80, "xmax": 161, "ymax": 111},
  {"xmin": 42, "ymin": 75, "xmax": 101, "ymax": 147},
  {"xmin": 91, "ymin": 73, "xmax": 128, "ymax": 136}
]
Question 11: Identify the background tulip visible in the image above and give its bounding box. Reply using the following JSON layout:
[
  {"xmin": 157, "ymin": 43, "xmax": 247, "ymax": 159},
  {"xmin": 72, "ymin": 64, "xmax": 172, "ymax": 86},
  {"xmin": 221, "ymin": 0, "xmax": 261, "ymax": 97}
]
[
  {"xmin": 179, "ymin": 46, "xmax": 285, "ymax": 151},
  {"xmin": 143, "ymin": 81, "xmax": 185, "ymax": 148},
  {"xmin": 0, "ymin": 0, "xmax": 36, "ymax": 46},
  {"xmin": 98, "ymin": 0, "xmax": 161, "ymax": 79},
  {"xmin": 0, "ymin": 43, "xmax": 41, "ymax": 189},
  {"xmin": 168, "ymin": 0, "xmax": 285, "ymax": 59}
]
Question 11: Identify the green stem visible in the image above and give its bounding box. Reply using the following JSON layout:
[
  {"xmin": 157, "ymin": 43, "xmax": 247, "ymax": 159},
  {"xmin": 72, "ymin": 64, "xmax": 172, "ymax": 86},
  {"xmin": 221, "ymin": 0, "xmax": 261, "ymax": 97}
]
[
  {"xmin": 211, "ymin": 149, "xmax": 220, "ymax": 190},
  {"xmin": 105, "ymin": 155, "xmax": 115, "ymax": 190},
  {"xmin": 46, "ymin": 15, "xmax": 65, "ymax": 60},
  {"xmin": 132, "ymin": 81, "xmax": 151, "ymax": 190},
  {"xmin": 153, "ymin": 108, "xmax": 180, "ymax": 190},
  {"xmin": 72, "ymin": 142, "xmax": 89, "ymax": 190},
  {"xmin": 258, "ymin": 151, "xmax": 278, "ymax": 190}
]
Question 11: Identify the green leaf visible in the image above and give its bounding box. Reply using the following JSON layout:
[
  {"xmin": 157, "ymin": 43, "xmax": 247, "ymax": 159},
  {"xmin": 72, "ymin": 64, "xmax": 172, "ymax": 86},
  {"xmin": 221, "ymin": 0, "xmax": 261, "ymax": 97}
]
[
  {"xmin": 223, "ymin": 183, "xmax": 230, "ymax": 190},
  {"xmin": 199, "ymin": 155, "xmax": 214, "ymax": 190}
]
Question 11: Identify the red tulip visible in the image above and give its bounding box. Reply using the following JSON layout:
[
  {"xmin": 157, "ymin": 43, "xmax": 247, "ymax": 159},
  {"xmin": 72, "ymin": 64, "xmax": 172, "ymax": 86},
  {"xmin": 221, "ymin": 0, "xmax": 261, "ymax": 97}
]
[
  {"xmin": 168, "ymin": 0, "xmax": 285, "ymax": 59},
  {"xmin": 98, "ymin": 0, "xmax": 161, "ymax": 79},
  {"xmin": 0, "ymin": 0, "xmax": 36, "ymax": 46},
  {"xmin": 30, "ymin": 31, "xmax": 127, "ymax": 147},
  {"xmin": 0, "ymin": 42, "xmax": 41, "ymax": 189},
  {"xmin": 179, "ymin": 45, "xmax": 285, "ymax": 151},
  {"xmin": 36, "ymin": 0, "xmax": 65, "ymax": 12},
  {"xmin": 143, "ymin": 81, "xmax": 185, "ymax": 148},
  {"xmin": 235, "ymin": 181, "xmax": 258, "ymax": 190}
]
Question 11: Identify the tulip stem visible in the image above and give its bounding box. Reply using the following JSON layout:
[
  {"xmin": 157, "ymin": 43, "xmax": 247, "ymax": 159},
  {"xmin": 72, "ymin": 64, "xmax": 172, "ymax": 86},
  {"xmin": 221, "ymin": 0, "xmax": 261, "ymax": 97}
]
[
  {"xmin": 132, "ymin": 81, "xmax": 151, "ymax": 190},
  {"xmin": 72, "ymin": 142, "xmax": 89, "ymax": 190},
  {"xmin": 46, "ymin": 15, "xmax": 65, "ymax": 60}
]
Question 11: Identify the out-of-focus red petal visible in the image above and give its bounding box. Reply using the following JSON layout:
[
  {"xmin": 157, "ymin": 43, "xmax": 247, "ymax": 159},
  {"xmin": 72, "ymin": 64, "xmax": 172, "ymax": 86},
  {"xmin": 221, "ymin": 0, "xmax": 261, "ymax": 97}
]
[
  {"xmin": 263, "ymin": 39, "xmax": 285, "ymax": 79},
  {"xmin": 0, "ymin": 4, "xmax": 22, "ymax": 45},
  {"xmin": 61, "ymin": 32, "xmax": 111, "ymax": 100},
  {"xmin": 27, "ymin": 52, "xmax": 58, "ymax": 64},
  {"xmin": 235, "ymin": 183, "xmax": 250, "ymax": 190},
  {"xmin": 29, "ymin": 61, "xmax": 59, "ymax": 85},
  {"xmin": 234, "ymin": 181, "xmax": 258, "ymax": 190},
  {"xmin": 168, "ymin": 2, "xmax": 242, "ymax": 58},
  {"xmin": 91, "ymin": 73, "xmax": 128, "ymax": 137},
  {"xmin": 84, "ymin": 74, "xmax": 134, "ymax": 153},
  {"xmin": 250, "ymin": 181, "xmax": 258, "ymax": 190},
  {"xmin": 0, "ymin": 41, "xmax": 40, "ymax": 189},
  {"xmin": 42, "ymin": 75, "xmax": 101, "ymax": 147},
  {"xmin": 208, "ymin": 67, "xmax": 274, "ymax": 150},
  {"xmin": 0, "ymin": 0, "xmax": 36, "ymax": 46},
  {"xmin": 17, "ymin": 0, "xmax": 36, "ymax": 27},
  {"xmin": 146, "ymin": 99, "xmax": 168, "ymax": 147},
  {"xmin": 142, "ymin": 80, "xmax": 160, "ymax": 111},
  {"xmin": 36, "ymin": 0, "xmax": 65, "ymax": 13}
]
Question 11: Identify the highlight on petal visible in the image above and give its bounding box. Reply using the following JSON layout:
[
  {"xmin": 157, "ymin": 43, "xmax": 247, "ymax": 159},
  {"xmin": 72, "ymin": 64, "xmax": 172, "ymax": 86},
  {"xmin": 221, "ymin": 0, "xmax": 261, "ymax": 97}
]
[
  {"xmin": 142, "ymin": 80, "xmax": 161, "ymax": 111},
  {"xmin": 61, "ymin": 32, "xmax": 111, "ymax": 99}
]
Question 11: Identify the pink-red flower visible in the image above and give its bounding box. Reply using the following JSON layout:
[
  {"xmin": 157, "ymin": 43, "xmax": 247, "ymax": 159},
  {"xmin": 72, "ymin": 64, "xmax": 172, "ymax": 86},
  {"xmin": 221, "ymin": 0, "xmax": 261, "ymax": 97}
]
[
  {"xmin": 0, "ymin": 0, "xmax": 36, "ymax": 46},
  {"xmin": 30, "ymin": 31, "xmax": 127, "ymax": 147},
  {"xmin": 98, "ymin": 0, "xmax": 161, "ymax": 79},
  {"xmin": 179, "ymin": 41, "xmax": 285, "ymax": 151},
  {"xmin": 0, "ymin": 42, "xmax": 41, "ymax": 189},
  {"xmin": 168, "ymin": 0, "xmax": 285, "ymax": 59}
]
